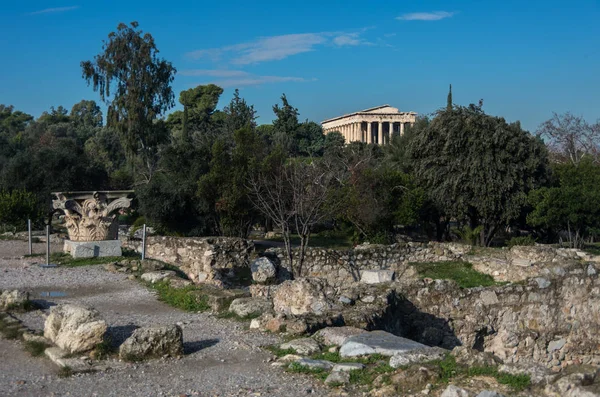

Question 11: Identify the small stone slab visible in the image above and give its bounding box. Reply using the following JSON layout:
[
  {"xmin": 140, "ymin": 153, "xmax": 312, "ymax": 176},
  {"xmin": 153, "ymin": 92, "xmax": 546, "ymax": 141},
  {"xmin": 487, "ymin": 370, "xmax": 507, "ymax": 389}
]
[
  {"xmin": 325, "ymin": 370, "xmax": 350, "ymax": 385},
  {"xmin": 314, "ymin": 326, "xmax": 365, "ymax": 347},
  {"xmin": 441, "ymin": 385, "xmax": 471, "ymax": 397},
  {"xmin": 332, "ymin": 362, "xmax": 365, "ymax": 372},
  {"xmin": 389, "ymin": 346, "xmax": 448, "ymax": 368},
  {"xmin": 476, "ymin": 392, "xmax": 506, "ymax": 397},
  {"xmin": 360, "ymin": 270, "xmax": 395, "ymax": 284},
  {"xmin": 277, "ymin": 354, "xmax": 303, "ymax": 363},
  {"xmin": 340, "ymin": 330, "xmax": 427, "ymax": 358},
  {"xmin": 140, "ymin": 271, "xmax": 176, "ymax": 284},
  {"xmin": 64, "ymin": 240, "xmax": 122, "ymax": 258},
  {"xmin": 280, "ymin": 338, "xmax": 320, "ymax": 355},
  {"xmin": 293, "ymin": 358, "xmax": 334, "ymax": 370}
]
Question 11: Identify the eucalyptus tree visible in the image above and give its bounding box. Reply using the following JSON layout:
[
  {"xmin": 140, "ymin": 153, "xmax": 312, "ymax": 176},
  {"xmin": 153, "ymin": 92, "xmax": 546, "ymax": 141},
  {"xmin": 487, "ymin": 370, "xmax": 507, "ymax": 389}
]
[{"xmin": 81, "ymin": 21, "xmax": 176, "ymax": 176}]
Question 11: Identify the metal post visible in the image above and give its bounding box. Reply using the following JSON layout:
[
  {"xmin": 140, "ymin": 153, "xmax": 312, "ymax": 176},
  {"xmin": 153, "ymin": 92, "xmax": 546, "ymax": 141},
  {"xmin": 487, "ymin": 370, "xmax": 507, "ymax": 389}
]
[
  {"xmin": 28, "ymin": 219, "xmax": 32, "ymax": 256},
  {"xmin": 46, "ymin": 224, "xmax": 50, "ymax": 265},
  {"xmin": 141, "ymin": 224, "xmax": 147, "ymax": 260}
]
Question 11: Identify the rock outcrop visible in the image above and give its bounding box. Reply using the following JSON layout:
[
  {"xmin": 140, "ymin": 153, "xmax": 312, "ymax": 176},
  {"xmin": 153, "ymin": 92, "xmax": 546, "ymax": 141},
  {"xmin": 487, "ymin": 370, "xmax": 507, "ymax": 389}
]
[
  {"xmin": 0, "ymin": 289, "xmax": 29, "ymax": 311},
  {"xmin": 273, "ymin": 278, "xmax": 336, "ymax": 316}
]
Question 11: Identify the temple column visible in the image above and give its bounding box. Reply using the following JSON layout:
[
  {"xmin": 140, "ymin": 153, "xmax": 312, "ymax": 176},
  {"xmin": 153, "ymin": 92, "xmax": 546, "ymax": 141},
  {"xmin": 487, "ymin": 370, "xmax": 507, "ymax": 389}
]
[
  {"xmin": 352, "ymin": 123, "xmax": 357, "ymax": 142},
  {"xmin": 400, "ymin": 123, "xmax": 405, "ymax": 136},
  {"xmin": 388, "ymin": 122, "xmax": 393, "ymax": 143},
  {"xmin": 378, "ymin": 122, "xmax": 383, "ymax": 145},
  {"xmin": 367, "ymin": 122, "xmax": 372, "ymax": 144}
]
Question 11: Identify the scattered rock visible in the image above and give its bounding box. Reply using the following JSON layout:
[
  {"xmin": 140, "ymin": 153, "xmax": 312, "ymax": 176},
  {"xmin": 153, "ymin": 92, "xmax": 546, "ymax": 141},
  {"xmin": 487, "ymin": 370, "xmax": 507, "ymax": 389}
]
[
  {"xmin": 168, "ymin": 278, "xmax": 193, "ymax": 289},
  {"xmin": 44, "ymin": 304, "xmax": 107, "ymax": 354},
  {"xmin": 547, "ymin": 338, "xmax": 566, "ymax": 352},
  {"xmin": 273, "ymin": 278, "xmax": 335, "ymax": 316},
  {"xmin": 250, "ymin": 257, "xmax": 276, "ymax": 284},
  {"xmin": 325, "ymin": 370, "xmax": 350, "ymax": 385},
  {"xmin": 229, "ymin": 297, "xmax": 273, "ymax": 318},
  {"xmin": 332, "ymin": 362, "xmax": 365, "ymax": 372},
  {"xmin": 277, "ymin": 354, "xmax": 303, "ymax": 363},
  {"xmin": 360, "ymin": 270, "xmax": 395, "ymax": 284},
  {"xmin": 293, "ymin": 358, "xmax": 334, "ymax": 370},
  {"xmin": 451, "ymin": 346, "xmax": 499, "ymax": 367},
  {"xmin": 0, "ymin": 289, "xmax": 29, "ymax": 311},
  {"xmin": 479, "ymin": 290, "xmax": 499, "ymax": 306},
  {"xmin": 140, "ymin": 270, "xmax": 177, "ymax": 284},
  {"xmin": 476, "ymin": 392, "xmax": 505, "ymax": 397},
  {"xmin": 441, "ymin": 385, "xmax": 471, "ymax": 397},
  {"xmin": 313, "ymin": 326, "xmax": 365, "ymax": 347},
  {"xmin": 340, "ymin": 330, "xmax": 426, "ymax": 357},
  {"xmin": 499, "ymin": 362, "xmax": 558, "ymax": 385},
  {"xmin": 140, "ymin": 259, "xmax": 165, "ymax": 272},
  {"xmin": 534, "ymin": 277, "xmax": 551, "ymax": 289},
  {"xmin": 389, "ymin": 346, "xmax": 448, "ymax": 368},
  {"xmin": 280, "ymin": 338, "xmax": 321, "ymax": 355},
  {"xmin": 119, "ymin": 325, "xmax": 183, "ymax": 361}
]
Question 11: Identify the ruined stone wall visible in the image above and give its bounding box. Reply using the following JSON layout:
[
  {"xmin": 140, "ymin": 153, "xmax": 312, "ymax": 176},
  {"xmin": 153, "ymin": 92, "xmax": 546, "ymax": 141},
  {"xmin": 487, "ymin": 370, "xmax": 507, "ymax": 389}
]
[
  {"xmin": 125, "ymin": 236, "xmax": 253, "ymax": 287},
  {"xmin": 264, "ymin": 242, "xmax": 468, "ymax": 288},
  {"xmin": 394, "ymin": 262, "xmax": 600, "ymax": 370}
]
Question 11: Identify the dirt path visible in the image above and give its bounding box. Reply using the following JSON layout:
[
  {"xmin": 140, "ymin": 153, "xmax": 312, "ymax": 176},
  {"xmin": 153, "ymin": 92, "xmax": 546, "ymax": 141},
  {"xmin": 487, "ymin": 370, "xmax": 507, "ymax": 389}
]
[{"xmin": 0, "ymin": 240, "xmax": 330, "ymax": 397}]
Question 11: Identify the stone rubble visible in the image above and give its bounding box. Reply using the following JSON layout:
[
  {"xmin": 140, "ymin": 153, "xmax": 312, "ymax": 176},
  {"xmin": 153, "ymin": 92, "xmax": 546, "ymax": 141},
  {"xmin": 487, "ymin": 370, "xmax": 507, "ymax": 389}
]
[
  {"xmin": 118, "ymin": 324, "xmax": 184, "ymax": 361},
  {"xmin": 43, "ymin": 303, "xmax": 107, "ymax": 354}
]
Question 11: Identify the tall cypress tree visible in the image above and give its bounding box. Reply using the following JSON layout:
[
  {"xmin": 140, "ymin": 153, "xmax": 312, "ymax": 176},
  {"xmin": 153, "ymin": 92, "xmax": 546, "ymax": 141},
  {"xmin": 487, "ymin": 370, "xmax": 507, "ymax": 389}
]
[{"xmin": 447, "ymin": 84, "xmax": 453, "ymax": 111}]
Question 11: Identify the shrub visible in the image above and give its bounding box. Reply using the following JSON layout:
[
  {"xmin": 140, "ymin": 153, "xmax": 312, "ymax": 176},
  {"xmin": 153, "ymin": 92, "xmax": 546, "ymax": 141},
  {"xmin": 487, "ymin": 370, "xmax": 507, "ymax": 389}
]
[
  {"xmin": 506, "ymin": 236, "xmax": 536, "ymax": 247},
  {"xmin": 129, "ymin": 216, "xmax": 146, "ymax": 238},
  {"xmin": 0, "ymin": 189, "xmax": 42, "ymax": 232}
]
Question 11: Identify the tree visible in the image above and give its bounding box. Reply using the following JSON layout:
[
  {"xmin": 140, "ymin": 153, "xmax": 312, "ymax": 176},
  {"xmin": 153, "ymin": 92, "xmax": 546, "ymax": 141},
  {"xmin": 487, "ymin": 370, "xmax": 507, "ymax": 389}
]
[
  {"xmin": 537, "ymin": 112, "xmax": 600, "ymax": 166},
  {"xmin": 248, "ymin": 153, "xmax": 342, "ymax": 276},
  {"xmin": 178, "ymin": 84, "xmax": 224, "ymax": 139},
  {"xmin": 528, "ymin": 159, "xmax": 600, "ymax": 247},
  {"xmin": 81, "ymin": 21, "xmax": 176, "ymax": 163},
  {"xmin": 409, "ymin": 104, "xmax": 550, "ymax": 246},
  {"xmin": 70, "ymin": 100, "xmax": 103, "ymax": 128},
  {"xmin": 447, "ymin": 84, "xmax": 453, "ymax": 112},
  {"xmin": 272, "ymin": 94, "xmax": 300, "ymax": 154},
  {"xmin": 223, "ymin": 89, "xmax": 257, "ymax": 135}
]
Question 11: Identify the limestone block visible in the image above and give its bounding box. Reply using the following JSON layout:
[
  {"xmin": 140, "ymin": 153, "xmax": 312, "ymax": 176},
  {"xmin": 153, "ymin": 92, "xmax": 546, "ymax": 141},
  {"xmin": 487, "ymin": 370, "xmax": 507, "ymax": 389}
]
[
  {"xmin": 332, "ymin": 362, "xmax": 365, "ymax": 372},
  {"xmin": 140, "ymin": 270, "xmax": 177, "ymax": 284},
  {"xmin": 313, "ymin": 326, "xmax": 365, "ymax": 347},
  {"xmin": 0, "ymin": 289, "xmax": 29, "ymax": 311},
  {"xmin": 441, "ymin": 385, "xmax": 471, "ymax": 397},
  {"xmin": 272, "ymin": 278, "xmax": 335, "ymax": 316},
  {"xmin": 389, "ymin": 346, "xmax": 448, "ymax": 368},
  {"xmin": 64, "ymin": 240, "xmax": 122, "ymax": 258},
  {"xmin": 293, "ymin": 358, "xmax": 334, "ymax": 370},
  {"xmin": 325, "ymin": 370, "xmax": 350, "ymax": 385},
  {"xmin": 119, "ymin": 325, "xmax": 183, "ymax": 360},
  {"xmin": 360, "ymin": 270, "xmax": 395, "ymax": 284},
  {"xmin": 44, "ymin": 304, "xmax": 107, "ymax": 354},
  {"xmin": 228, "ymin": 297, "xmax": 273, "ymax": 318},
  {"xmin": 339, "ymin": 330, "xmax": 427, "ymax": 357},
  {"xmin": 250, "ymin": 257, "xmax": 276, "ymax": 283},
  {"xmin": 280, "ymin": 338, "xmax": 320, "ymax": 355}
]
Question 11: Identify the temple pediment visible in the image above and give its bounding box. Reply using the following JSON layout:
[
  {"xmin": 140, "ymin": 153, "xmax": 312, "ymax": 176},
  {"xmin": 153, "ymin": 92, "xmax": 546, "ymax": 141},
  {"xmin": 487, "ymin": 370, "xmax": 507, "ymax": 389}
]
[{"xmin": 360, "ymin": 105, "xmax": 399, "ymax": 114}]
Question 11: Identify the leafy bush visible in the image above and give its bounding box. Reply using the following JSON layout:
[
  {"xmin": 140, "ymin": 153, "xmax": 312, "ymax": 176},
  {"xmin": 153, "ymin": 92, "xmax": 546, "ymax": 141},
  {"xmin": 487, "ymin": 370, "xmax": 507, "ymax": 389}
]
[
  {"xmin": 129, "ymin": 216, "xmax": 146, "ymax": 237},
  {"xmin": 0, "ymin": 189, "xmax": 42, "ymax": 232},
  {"xmin": 506, "ymin": 236, "xmax": 536, "ymax": 247},
  {"xmin": 453, "ymin": 225, "xmax": 483, "ymax": 246}
]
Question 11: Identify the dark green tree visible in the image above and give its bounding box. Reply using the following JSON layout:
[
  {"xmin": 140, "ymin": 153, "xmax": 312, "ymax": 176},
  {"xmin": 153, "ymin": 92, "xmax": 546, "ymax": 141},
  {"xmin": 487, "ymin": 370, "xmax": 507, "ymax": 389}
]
[
  {"xmin": 81, "ymin": 21, "xmax": 176, "ymax": 163},
  {"xmin": 447, "ymin": 84, "xmax": 453, "ymax": 111},
  {"xmin": 272, "ymin": 94, "xmax": 300, "ymax": 154},
  {"xmin": 528, "ymin": 159, "xmax": 600, "ymax": 247},
  {"xmin": 223, "ymin": 89, "xmax": 257, "ymax": 135},
  {"xmin": 70, "ymin": 100, "xmax": 103, "ymax": 128},
  {"xmin": 408, "ymin": 104, "xmax": 550, "ymax": 246}
]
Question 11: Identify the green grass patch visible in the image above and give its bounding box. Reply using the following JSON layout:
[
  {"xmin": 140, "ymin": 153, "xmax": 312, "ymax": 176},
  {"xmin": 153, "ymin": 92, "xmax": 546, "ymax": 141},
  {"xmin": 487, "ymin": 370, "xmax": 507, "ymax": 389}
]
[
  {"xmin": 266, "ymin": 345, "xmax": 297, "ymax": 358},
  {"xmin": 149, "ymin": 281, "xmax": 210, "ymax": 312},
  {"xmin": 497, "ymin": 372, "xmax": 531, "ymax": 391},
  {"xmin": 583, "ymin": 243, "xmax": 600, "ymax": 256},
  {"xmin": 349, "ymin": 363, "xmax": 395, "ymax": 385},
  {"xmin": 286, "ymin": 362, "xmax": 329, "ymax": 381},
  {"xmin": 411, "ymin": 261, "xmax": 500, "ymax": 288},
  {"xmin": 24, "ymin": 340, "xmax": 50, "ymax": 357}
]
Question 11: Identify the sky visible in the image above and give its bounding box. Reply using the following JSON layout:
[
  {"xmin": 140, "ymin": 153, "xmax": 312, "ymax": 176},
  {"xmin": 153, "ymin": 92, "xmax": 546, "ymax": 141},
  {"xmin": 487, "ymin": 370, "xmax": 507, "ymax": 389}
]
[{"xmin": 0, "ymin": 0, "xmax": 599, "ymax": 132}]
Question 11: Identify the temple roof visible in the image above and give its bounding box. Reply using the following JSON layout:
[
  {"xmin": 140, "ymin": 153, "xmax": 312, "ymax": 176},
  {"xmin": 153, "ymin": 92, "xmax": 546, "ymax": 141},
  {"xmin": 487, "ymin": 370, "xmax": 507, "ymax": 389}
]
[{"xmin": 322, "ymin": 104, "xmax": 416, "ymax": 124}]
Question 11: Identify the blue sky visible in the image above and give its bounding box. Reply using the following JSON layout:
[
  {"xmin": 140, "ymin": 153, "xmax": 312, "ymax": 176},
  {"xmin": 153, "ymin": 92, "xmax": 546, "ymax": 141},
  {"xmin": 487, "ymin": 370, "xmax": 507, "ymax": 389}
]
[{"xmin": 0, "ymin": 0, "xmax": 599, "ymax": 132}]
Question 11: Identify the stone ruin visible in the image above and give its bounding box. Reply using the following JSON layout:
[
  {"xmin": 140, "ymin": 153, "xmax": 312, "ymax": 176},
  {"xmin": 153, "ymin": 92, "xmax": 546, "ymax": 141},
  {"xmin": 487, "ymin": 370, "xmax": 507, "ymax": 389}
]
[{"xmin": 52, "ymin": 191, "xmax": 133, "ymax": 258}]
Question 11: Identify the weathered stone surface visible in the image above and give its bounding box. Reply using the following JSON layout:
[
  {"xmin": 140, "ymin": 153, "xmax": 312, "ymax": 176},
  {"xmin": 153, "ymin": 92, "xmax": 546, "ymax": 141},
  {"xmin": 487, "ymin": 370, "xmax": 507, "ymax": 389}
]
[
  {"xmin": 273, "ymin": 278, "xmax": 335, "ymax": 316},
  {"xmin": 360, "ymin": 270, "xmax": 394, "ymax": 284},
  {"xmin": 544, "ymin": 371, "xmax": 600, "ymax": 397},
  {"xmin": 0, "ymin": 289, "xmax": 29, "ymax": 311},
  {"xmin": 251, "ymin": 257, "xmax": 276, "ymax": 283},
  {"xmin": 325, "ymin": 370, "xmax": 350, "ymax": 385},
  {"xmin": 340, "ymin": 330, "xmax": 427, "ymax": 357},
  {"xmin": 451, "ymin": 346, "xmax": 499, "ymax": 367},
  {"xmin": 140, "ymin": 270, "xmax": 177, "ymax": 284},
  {"xmin": 64, "ymin": 239, "xmax": 122, "ymax": 258},
  {"xmin": 168, "ymin": 278, "xmax": 193, "ymax": 289},
  {"xmin": 280, "ymin": 338, "xmax": 320, "ymax": 355},
  {"xmin": 277, "ymin": 354, "xmax": 303, "ymax": 363},
  {"xmin": 140, "ymin": 259, "xmax": 165, "ymax": 272},
  {"xmin": 119, "ymin": 325, "xmax": 183, "ymax": 361},
  {"xmin": 44, "ymin": 304, "xmax": 107, "ymax": 354},
  {"xmin": 498, "ymin": 362, "xmax": 557, "ymax": 385},
  {"xmin": 293, "ymin": 358, "xmax": 334, "ymax": 370},
  {"xmin": 441, "ymin": 385, "xmax": 471, "ymax": 397},
  {"xmin": 22, "ymin": 333, "xmax": 50, "ymax": 344},
  {"xmin": 313, "ymin": 326, "xmax": 365, "ymax": 346},
  {"xmin": 389, "ymin": 346, "xmax": 448, "ymax": 368},
  {"xmin": 332, "ymin": 362, "xmax": 365, "ymax": 372},
  {"xmin": 124, "ymin": 236, "xmax": 253, "ymax": 287},
  {"xmin": 228, "ymin": 297, "xmax": 272, "ymax": 318},
  {"xmin": 479, "ymin": 290, "xmax": 499, "ymax": 305},
  {"xmin": 547, "ymin": 338, "xmax": 566, "ymax": 352}
]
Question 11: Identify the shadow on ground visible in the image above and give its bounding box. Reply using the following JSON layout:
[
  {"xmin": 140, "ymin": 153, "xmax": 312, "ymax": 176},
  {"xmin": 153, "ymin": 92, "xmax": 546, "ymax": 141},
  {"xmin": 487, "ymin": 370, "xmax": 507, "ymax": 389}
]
[{"xmin": 184, "ymin": 338, "xmax": 219, "ymax": 354}]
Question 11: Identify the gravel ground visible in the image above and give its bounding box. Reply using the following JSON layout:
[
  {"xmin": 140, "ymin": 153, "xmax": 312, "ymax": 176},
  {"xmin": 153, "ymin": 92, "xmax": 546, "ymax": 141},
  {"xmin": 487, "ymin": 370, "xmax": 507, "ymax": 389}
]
[{"xmin": 0, "ymin": 240, "xmax": 332, "ymax": 397}]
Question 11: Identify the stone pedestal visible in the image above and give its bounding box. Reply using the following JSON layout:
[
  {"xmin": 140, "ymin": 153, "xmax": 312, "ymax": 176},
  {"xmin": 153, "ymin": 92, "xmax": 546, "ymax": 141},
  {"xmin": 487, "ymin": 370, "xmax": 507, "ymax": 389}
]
[{"xmin": 64, "ymin": 240, "xmax": 122, "ymax": 258}]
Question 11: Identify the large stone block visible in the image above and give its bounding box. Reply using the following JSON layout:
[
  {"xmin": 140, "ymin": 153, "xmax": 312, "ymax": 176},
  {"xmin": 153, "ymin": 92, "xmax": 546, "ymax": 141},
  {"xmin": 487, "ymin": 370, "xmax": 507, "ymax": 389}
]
[
  {"xmin": 339, "ymin": 330, "xmax": 426, "ymax": 357},
  {"xmin": 119, "ymin": 325, "xmax": 183, "ymax": 361},
  {"xmin": 64, "ymin": 240, "xmax": 122, "ymax": 258},
  {"xmin": 44, "ymin": 304, "xmax": 107, "ymax": 354},
  {"xmin": 360, "ymin": 270, "xmax": 395, "ymax": 284}
]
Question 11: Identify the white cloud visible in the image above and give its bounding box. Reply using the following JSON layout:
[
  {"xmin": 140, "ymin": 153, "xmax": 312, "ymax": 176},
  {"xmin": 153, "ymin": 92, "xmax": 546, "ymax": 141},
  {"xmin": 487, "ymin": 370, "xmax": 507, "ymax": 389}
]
[
  {"xmin": 186, "ymin": 30, "xmax": 371, "ymax": 64},
  {"xmin": 29, "ymin": 6, "xmax": 79, "ymax": 15},
  {"xmin": 396, "ymin": 11, "xmax": 456, "ymax": 21}
]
